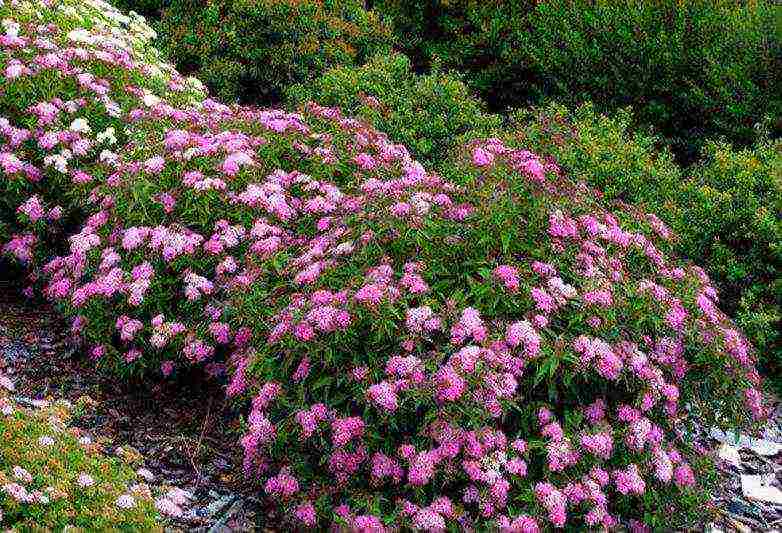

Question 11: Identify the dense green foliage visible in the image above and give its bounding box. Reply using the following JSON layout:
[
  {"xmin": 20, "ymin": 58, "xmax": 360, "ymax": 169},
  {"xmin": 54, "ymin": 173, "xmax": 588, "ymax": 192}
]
[
  {"xmin": 510, "ymin": 103, "xmax": 781, "ymax": 372},
  {"xmin": 514, "ymin": 0, "xmax": 781, "ymax": 162},
  {"xmin": 377, "ymin": 0, "xmax": 781, "ymax": 161},
  {"xmin": 286, "ymin": 52, "xmax": 502, "ymax": 168},
  {"xmin": 157, "ymin": 0, "xmax": 392, "ymax": 103},
  {"xmin": 371, "ymin": 0, "xmax": 530, "ymax": 101},
  {"xmin": 507, "ymin": 104, "xmax": 683, "ymax": 207},
  {"xmin": 119, "ymin": 0, "xmax": 781, "ymax": 160}
]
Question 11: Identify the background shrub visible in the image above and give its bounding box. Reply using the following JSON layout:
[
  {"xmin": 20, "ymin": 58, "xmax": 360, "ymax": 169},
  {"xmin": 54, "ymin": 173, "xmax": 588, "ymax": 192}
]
[
  {"xmin": 157, "ymin": 0, "xmax": 393, "ymax": 104},
  {"xmin": 676, "ymin": 138, "xmax": 781, "ymax": 372},
  {"xmin": 378, "ymin": 0, "xmax": 781, "ymax": 163},
  {"xmin": 371, "ymin": 0, "xmax": 532, "ymax": 100},
  {"xmin": 285, "ymin": 52, "xmax": 502, "ymax": 169},
  {"xmin": 514, "ymin": 0, "xmax": 782, "ymax": 162},
  {"xmin": 506, "ymin": 104, "xmax": 683, "ymax": 205},
  {"xmin": 509, "ymin": 103, "xmax": 781, "ymax": 375}
]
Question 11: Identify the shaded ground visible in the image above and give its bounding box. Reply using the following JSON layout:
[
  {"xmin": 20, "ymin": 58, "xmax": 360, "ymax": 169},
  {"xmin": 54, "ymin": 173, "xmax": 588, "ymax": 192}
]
[{"xmin": 0, "ymin": 278, "xmax": 267, "ymax": 531}]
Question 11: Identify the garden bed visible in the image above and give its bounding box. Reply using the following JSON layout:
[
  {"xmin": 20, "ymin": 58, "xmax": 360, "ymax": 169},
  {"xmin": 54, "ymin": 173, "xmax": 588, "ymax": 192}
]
[
  {"xmin": 0, "ymin": 278, "xmax": 268, "ymax": 531},
  {"xmin": 0, "ymin": 0, "xmax": 776, "ymax": 528}
]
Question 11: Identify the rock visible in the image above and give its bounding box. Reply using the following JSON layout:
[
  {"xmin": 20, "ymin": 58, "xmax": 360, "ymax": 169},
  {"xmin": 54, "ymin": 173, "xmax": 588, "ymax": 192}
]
[
  {"xmin": 212, "ymin": 457, "xmax": 231, "ymax": 471},
  {"xmin": 13, "ymin": 396, "xmax": 49, "ymax": 408},
  {"xmin": 204, "ymin": 494, "xmax": 234, "ymax": 517},
  {"xmin": 2, "ymin": 342, "xmax": 31, "ymax": 362},
  {"xmin": 741, "ymin": 474, "xmax": 782, "ymax": 505},
  {"xmin": 711, "ymin": 428, "xmax": 782, "ymax": 456},
  {"xmin": 718, "ymin": 443, "xmax": 742, "ymax": 468},
  {"xmin": 727, "ymin": 499, "xmax": 748, "ymax": 515},
  {"xmin": 137, "ymin": 468, "xmax": 154, "ymax": 481},
  {"xmin": 207, "ymin": 498, "xmax": 242, "ymax": 533}
]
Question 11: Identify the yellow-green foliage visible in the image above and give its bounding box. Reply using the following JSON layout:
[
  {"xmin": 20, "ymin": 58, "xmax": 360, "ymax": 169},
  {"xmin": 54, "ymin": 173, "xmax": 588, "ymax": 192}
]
[
  {"xmin": 0, "ymin": 389, "xmax": 160, "ymax": 530},
  {"xmin": 677, "ymin": 139, "xmax": 781, "ymax": 365},
  {"xmin": 508, "ymin": 104, "xmax": 683, "ymax": 203},
  {"xmin": 285, "ymin": 52, "xmax": 503, "ymax": 169}
]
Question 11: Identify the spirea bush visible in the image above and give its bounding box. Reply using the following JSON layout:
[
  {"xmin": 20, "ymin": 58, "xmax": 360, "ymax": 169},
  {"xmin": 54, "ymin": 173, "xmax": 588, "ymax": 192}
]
[
  {"xmin": 156, "ymin": 0, "xmax": 393, "ymax": 104},
  {"xmin": 285, "ymin": 52, "xmax": 502, "ymax": 170},
  {"xmin": 509, "ymin": 103, "xmax": 781, "ymax": 383},
  {"xmin": 0, "ymin": 0, "xmax": 205, "ymax": 273},
  {"xmin": 0, "ymin": 0, "xmax": 769, "ymax": 529}
]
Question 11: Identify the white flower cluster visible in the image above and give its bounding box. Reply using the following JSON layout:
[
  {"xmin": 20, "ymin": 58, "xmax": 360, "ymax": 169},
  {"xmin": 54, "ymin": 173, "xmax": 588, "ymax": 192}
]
[{"xmin": 2, "ymin": 17, "xmax": 20, "ymax": 37}]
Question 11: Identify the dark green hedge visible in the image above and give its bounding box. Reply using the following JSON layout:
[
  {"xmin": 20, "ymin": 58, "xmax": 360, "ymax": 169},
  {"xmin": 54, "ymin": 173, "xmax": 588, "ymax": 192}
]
[
  {"xmin": 157, "ymin": 0, "xmax": 393, "ymax": 104},
  {"xmin": 377, "ymin": 0, "xmax": 782, "ymax": 162}
]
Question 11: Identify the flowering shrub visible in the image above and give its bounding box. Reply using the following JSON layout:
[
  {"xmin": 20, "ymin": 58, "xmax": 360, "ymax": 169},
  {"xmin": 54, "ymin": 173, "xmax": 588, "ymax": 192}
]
[
  {"xmin": 509, "ymin": 103, "xmax": 781, "ymax": 384},
  {"xmin": 0, "ymin": 0, "xmax": 769, "ymax": 529},
  {"xmin": 0, "ymin": 374, "xmax": 159, "ymax": 529},
  {"xmin": 285, "ymin": 52, "xmax": 502, "ymax": 170},
  {"xmin": 0, "ymin": 0, "xmax": 205, "ymax": 278},
  {"xmin": 157, "ymin": 0, "xmax": 393, "ymax": 104}
]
